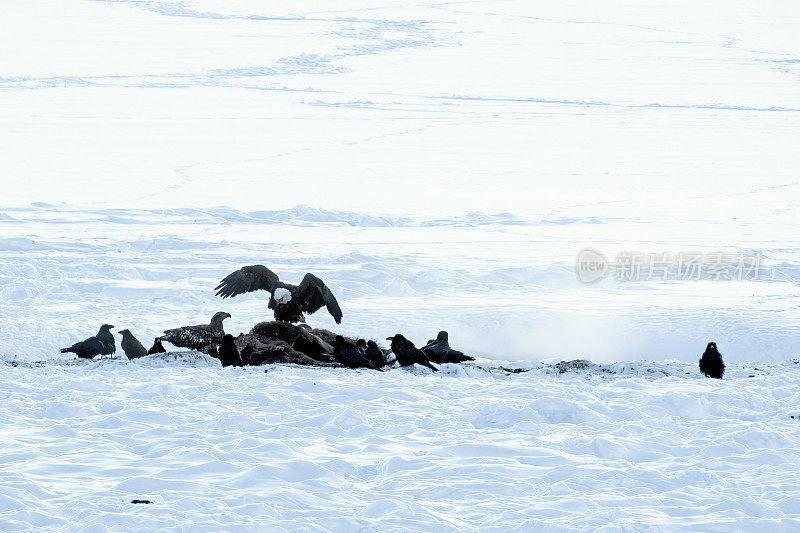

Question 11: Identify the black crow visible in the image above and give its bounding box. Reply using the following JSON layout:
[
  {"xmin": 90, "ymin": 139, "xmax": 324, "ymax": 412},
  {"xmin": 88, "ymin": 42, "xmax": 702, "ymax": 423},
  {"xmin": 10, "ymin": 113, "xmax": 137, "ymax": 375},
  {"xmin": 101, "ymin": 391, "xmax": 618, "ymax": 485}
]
[
  {"xmin": 386, "ymin": 334, "xmax": 438, "ymax": 372},
  {"xmin": 119, "ymin": 329, "xmax": 148, "ymax": 359},
  {"xmin": 217, "ymin": 334, "xmax": 243, "ymax": 367},
  {"xmin": 421, "ymin": 331, "xmax": 474, "ymax": 364},
  {"xmin": 334, "ymin": 335, "xmax": 378, "ymax": 369},
  {"xmin": 60, "ymin": 325, "xmax": 115, "ymax": 359},
  {"xmin": 147, "ymin": 338, "xmax": 166, "ymax": 354},
  {"xmin": 699, "ymin": 342, "xmax": 725, "ymax": 379},
  {"xmin": 215, "ymin": 265, "xmax": 342, "ymax": 324},
  {"xmin": 365, "ymin": 340, "xmax": 387, "ymax": 369}
]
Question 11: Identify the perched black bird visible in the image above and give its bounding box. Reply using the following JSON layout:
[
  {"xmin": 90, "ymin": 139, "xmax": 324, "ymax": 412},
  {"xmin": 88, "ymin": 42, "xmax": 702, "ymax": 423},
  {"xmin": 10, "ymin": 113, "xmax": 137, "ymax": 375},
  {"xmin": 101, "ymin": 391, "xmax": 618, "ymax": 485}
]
[
  {"xmin": 119, "ymin": 329, "xmax": 148, "ymax": 360},
  {"xmin": 215, "ymin": 265, "xmax": 342, "ymax": 324},
  {"xmin": 147, "ymin": 338, "xmax": 166, "ymax": 355},
  {"xmin": 334, "ymin": 335, "xmax": 378, "ymax": 369},
  {"xmin": 217, "ymin": 334, "xmax": 243, "ymax": 367},
  {"xmin": 386, "ymin": 334, "xmax": 438, "ymax": 372},
  {"xmin": 421, "ymin": 331, "xmax": 474, "ymax": 364},
  {"xmin": 365, "ymin": 340, "xmax": 387, "ymax": 369},
  {"xmin": 160, "ymin": 312, "xmax": 230, "ymax": 354},
  {"xmin": 60, "ymin": 324, "xmax": 115, "ymax": 359},
  {"xmin": 699, "ymin": 342, "xmax": 725, "ymax": 379}
]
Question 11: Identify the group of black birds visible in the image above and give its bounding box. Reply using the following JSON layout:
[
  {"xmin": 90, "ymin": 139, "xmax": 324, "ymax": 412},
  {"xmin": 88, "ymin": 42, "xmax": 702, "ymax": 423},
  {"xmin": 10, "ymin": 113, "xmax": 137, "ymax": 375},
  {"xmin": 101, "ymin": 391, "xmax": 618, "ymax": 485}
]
[
  {"xmin": 60, "ymin": 265, "xmax": 474, "ymax": 372},
  {"xmin": 59, "ymin": 264, "xmax": 729, "ymax": 378}
]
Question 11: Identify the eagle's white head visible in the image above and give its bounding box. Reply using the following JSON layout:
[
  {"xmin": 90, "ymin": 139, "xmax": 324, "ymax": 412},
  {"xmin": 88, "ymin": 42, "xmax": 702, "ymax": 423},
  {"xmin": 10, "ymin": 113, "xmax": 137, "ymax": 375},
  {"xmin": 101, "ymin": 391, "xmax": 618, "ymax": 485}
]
[{"xmin": 273, "ymin": 287, "xmax": 292, "ymax": 305}]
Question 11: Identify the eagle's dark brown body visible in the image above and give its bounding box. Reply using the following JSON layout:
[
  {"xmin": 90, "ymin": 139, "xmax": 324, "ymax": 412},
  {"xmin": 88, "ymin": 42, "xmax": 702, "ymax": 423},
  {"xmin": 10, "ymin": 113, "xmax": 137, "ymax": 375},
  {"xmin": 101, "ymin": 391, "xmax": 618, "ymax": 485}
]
[
  {"xmin": 215, "ymin": 265, "xmax": 342, "ymax": 324},
  {"xmin": 160, "ymin": 311, "xmax": 230, "ymax": 354}
]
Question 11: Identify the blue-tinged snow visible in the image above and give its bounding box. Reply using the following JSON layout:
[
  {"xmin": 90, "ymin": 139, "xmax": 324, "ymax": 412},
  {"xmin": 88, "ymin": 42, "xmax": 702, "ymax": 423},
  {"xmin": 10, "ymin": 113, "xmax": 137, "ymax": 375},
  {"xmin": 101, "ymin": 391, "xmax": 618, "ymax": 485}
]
[
  {"xmin": 1, "ymin": 0, "xmax": 800, "ymax": 530},
  {"xmin": 1, "ymin": 356, "xmax": 800, "ymax": 531}
]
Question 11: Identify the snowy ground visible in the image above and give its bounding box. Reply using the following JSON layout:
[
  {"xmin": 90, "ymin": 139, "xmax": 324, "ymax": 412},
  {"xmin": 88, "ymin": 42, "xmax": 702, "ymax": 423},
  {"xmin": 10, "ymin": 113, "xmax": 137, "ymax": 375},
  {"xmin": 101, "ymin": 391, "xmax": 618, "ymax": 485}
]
[
  {"xmin": 2, "ymin": 355, "xmax": 800, "ymax": 531},
  {"xmin": 2, "ymin": 0, "xmax": 800, "ymax": 530}
]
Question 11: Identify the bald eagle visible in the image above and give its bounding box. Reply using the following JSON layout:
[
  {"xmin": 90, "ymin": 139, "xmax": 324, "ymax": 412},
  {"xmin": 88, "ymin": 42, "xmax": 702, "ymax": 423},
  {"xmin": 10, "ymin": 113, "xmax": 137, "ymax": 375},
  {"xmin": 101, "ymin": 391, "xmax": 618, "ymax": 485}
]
[{"xmin": 214, "ymin": 265, "xmax": 342, "ymax": 324}]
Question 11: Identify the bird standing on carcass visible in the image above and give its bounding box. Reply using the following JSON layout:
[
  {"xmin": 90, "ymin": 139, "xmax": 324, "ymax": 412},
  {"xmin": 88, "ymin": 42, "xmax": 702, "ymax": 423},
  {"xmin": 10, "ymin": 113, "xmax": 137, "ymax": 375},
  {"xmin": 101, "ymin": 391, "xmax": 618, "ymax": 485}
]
[
  {"xmin": 217, "ymin": 334, "xmax": 243, "ymax": 367},
  {"xmin": 215, "ymin": 265, "xmax": 342, "ymax": 324},
  {"xmin": 159, "ymin": 311, "xmax": 231, "ymax": 355}
]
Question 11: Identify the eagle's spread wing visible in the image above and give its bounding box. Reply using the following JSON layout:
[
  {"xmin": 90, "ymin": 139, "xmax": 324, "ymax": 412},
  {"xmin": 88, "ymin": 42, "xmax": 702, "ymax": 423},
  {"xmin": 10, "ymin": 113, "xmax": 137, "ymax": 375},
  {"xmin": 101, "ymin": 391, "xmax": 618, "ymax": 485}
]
[
  {"xmin": 215, "ymin": 265, "xmax": 280, "ymax": 298},
  {"xmin": 297, "ymin": 273, "xmax": 343, "ymax": 324}
]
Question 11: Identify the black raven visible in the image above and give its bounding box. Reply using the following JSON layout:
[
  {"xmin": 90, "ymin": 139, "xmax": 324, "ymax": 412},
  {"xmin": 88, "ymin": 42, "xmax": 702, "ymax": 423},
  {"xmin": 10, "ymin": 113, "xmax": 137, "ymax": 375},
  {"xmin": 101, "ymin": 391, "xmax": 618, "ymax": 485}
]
[
  {"xmin": 334, "ymin": 335, "xmax": 379, "ymax": 369},
  {"xmin": 147, "ymin": 338, "xmax": 166, "ymax": 354},
  {"xmin": 365, "ymin": 340, "xmax": 387, "ymax": 369},
  {"xmin": 699, "ymin": 342, "xmax": 725, "ymax": 379},
  {"xmin": 386, "ymin": 334, "xmax": 438, "ymax": 372},
  {"xmin": 60, "ymin": 325, "xmax": 115, "ymax": 359},
  {"xmin": 119, "ymin": 329, "xmax": 148, "ymax": 359},
  {"xmin": 421, "ymin": 331, "xmax": 474, "ymax": 364},
  {"xmin": 217, "ymin": 334, "xmax": 243, "ymax": 367}
]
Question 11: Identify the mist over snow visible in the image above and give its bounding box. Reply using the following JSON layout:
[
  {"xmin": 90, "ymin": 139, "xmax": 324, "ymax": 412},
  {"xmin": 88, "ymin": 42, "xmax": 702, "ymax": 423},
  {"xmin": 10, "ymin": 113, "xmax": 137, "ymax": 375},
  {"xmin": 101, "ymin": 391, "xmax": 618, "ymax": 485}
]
[{"xmin": 1, "ymin": 0, "xmax": 800, "ymax": 530}]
